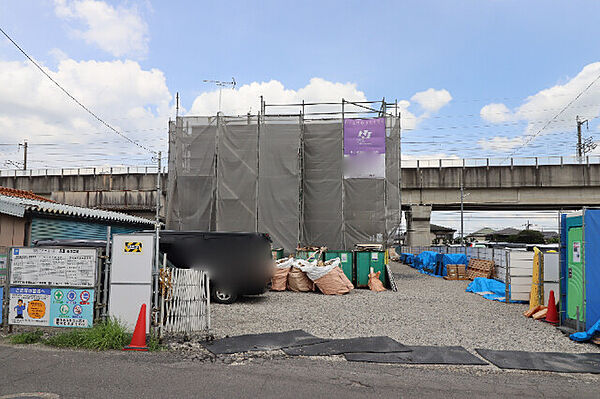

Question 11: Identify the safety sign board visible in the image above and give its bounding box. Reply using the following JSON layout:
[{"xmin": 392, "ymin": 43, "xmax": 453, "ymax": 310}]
[
  {"xmin": 8, "ymin": 287, "xmax": 94, "ymax": 328},
  {"xmin": 10, "ymin": 247, "xmax": 97, "ymax": 287},
  {"xmin": 124, "ymin": 242, "xmax": 143, "ymax": 253},
  {"xmin": 9, "ymin": 287, "xmax": 52, "ymax": 326},
  {"xmin": 573, "ymin": 241, "xmax": 581, "ymax": 263},
  {"xmin": 49, "ymin": 288, "xmax": 94, "ymax": 328}
]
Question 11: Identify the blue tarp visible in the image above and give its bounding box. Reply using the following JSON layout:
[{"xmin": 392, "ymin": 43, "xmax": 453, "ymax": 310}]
[
  {"xmin": 570, "ymin": 318, "xmax": 600, "ymax": 342},
  {"xmin": 414, "ymin": 251, "xmax": 438, "ymax": 273},
  {"xmin": 402, "ymin": 253, "xmax": 414, "ymax": 265},
  {"xmin": 435, "ymin": 253, "xmax": 467, "ymax": 277},
  {"xmin": 466, "ymin": 277, "xmax": 526, "ymax": 303}
]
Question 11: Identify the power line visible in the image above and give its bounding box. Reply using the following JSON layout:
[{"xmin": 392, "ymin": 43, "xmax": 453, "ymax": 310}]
[
  {"xmin": 503, "ymin": 72, "xmax": 600, "ymax": 160},
  {"xmin": 0, "ymin": 27, "xmax": 156, "ymax": 155}
]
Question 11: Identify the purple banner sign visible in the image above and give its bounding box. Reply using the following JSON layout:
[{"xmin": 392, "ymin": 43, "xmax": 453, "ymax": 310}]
[
  {"xmin": 343, "ymin": 118, "xmax": 386, "ymax": 155},
  {"xmin": 343, "ymin": 118, "xmax": 386, "ymax": 178}
]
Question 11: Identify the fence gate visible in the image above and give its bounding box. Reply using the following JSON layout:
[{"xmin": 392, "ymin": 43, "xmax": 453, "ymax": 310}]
[{"xmin": 159, "ymin": 268, "xmax": 210, "ymax": 336}]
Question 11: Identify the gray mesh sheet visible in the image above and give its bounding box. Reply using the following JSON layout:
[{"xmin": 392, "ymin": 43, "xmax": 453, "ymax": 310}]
[
  {"xmin": 301, "ymin": 122, "xmax": 343, "ymax": 249},
  {"xmin": 167, "ymin": 115, "xmax": 401, "ymax": 251},
  {"xmin": 385, "ymin": 117, "xmax": 401, "ymax": 237},
  {"xmin": 258, "ymin": 121, "xmax": 301, "ymax": 253},
  {"xmin": 343, "ymin": 178, "xmax": 385, "ymax": 247},
  {"xmin": 167, "ymin": 117, "xmax": 217, "ymax": 230},
  {"xmin": 216, "ymin": 118, "xmax": 258, "ymax": 231}
]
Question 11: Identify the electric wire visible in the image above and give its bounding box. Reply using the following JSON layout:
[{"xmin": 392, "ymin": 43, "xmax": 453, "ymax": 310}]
[{"xmin": 0, "ymin": 26, "xmax": 156, "ymax": 155}]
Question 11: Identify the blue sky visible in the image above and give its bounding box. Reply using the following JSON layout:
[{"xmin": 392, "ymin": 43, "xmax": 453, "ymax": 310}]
[{"xmin": 1, "ymin": 0, "xmax": 599, "ymax": 232}]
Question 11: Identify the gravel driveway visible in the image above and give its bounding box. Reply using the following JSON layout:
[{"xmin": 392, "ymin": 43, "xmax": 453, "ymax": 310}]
[{"xmin": 211, "ymin": 261, "xmax": 599, "ymax": 353}]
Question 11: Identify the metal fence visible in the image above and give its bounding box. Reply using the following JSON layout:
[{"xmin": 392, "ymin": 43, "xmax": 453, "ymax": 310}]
[
  {"xmin": 400, "ymin": 245, "xmax": 509, "ymax": 281},
  {"xmin": 159, "ymin": 267, "xmax": 210, "ymax": 336},
  {"xmin": 402, "ymin": 155, "xmax": 600, "ymax": 169},
  {"xmin": 0, "ymin": 155, "xmax": 596, "ymax": 178},
  {"xmin": 0, "ymin": 165, "xmax": 167, "ymax": 177}
]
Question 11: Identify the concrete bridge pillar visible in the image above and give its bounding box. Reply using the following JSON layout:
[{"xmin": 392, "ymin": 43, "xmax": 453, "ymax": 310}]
[{"xmin": 406, "ymin": 205, "xmax": 432, "ymax": 246}]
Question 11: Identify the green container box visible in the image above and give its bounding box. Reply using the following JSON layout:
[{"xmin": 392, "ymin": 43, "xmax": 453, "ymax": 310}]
[
  {"xmin": 324, "ymin": 250, "xmax": 355, "ymax": 284},
  {"xmin": 355, "ymin": 251, "xmax": 386, "ymax": 288},
  {"xmin": 296, "ymin": 250, "xmax": 321, "ymax": 261},
  {"xmin": 271, "ymin": 248, "xmax": 284, "ymax": 260}
]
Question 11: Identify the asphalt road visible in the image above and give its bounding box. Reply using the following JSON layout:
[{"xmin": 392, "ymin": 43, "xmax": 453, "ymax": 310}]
[{"xmin": 1, "ymin": 344, "xmax": 600, "ymax": 398}]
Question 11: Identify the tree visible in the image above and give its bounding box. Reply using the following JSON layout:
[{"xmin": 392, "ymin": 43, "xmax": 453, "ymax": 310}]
[{"xmin": 508, "ymin": 229, "xmax": 545, "ymax": 244}]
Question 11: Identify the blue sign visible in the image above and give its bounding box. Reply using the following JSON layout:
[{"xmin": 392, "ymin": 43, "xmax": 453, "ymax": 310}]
[{"xmin": 49, "ymin": 289, "xmax": 94, "ymax": 328}]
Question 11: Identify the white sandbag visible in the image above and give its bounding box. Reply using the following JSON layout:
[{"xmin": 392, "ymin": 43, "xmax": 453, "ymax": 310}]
[
  {"xmin": 275, "ymin": 257, "xmax": 296, "ymax": 268},
  {"xmin": 302, "ymin": 258, "xmax": 340, "ymax": 281}
]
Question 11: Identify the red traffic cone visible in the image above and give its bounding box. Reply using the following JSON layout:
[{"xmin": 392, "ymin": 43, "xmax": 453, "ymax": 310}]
[
  {"xmin": 545, "ymin": 290, "xmax": 559, "ymax": 325},
  {"xmin": 123, "ymin": 304, "xmax": 149, "ymax": 351}
]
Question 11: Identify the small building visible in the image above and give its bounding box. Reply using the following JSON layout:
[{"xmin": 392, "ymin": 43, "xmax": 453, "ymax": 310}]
[
  {"xmin": 487, "ymin": 227, "xmax": 520, "ymax": 242},
  {"xmin": 467, "ymin": 227, "xmax": 496, "ymax": 242},
  {"xmin": 430, "ymin": 223, "xmax": 456, "ymax": 244},
  {"xmin": 0, "ymin": 187, "xmax": 154, "ymax": 248}
]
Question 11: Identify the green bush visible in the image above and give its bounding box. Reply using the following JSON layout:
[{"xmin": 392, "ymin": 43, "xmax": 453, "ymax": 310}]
[{"xmin": 10, "ymin": 330, "xmax": 44, "ymax": 344}]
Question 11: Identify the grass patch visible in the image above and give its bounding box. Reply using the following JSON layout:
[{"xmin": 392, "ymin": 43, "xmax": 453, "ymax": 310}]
[
  {"xmin": 10, "ymin": 330, "xmax": 44, "ymax": 344},
  {"xmin": 43, "ymin": 318, "xmax": 164, "ymax": 351},
  {"xmin": 45, "ymin": 318, "xmax": 131, "ymax": 351}
]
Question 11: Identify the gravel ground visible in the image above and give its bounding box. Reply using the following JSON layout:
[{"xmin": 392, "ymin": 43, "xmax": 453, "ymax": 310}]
[{"xmin": 211, "ymin": 261, "xmax": 600, "ymax": 353}]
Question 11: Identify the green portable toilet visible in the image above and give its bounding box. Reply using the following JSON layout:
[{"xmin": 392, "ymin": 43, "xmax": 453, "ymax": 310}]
[
  {"xmin": 355, "ymin": 250, "xmax": 386, "ymax": 288},
  {"xmin": 271, "ymin": 248, "xmax": 284, "ymax": 260},
  {"xmin": 560, "ymin": 210, "xmax": 600, "ymax": 331},
  {"xmin": 324, "ymin": 250, "xmax": 354, "ymax": 284}
]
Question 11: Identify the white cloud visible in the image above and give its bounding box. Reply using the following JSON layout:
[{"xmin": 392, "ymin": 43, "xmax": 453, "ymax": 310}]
[
  {"xmin": 477, "ymin": 136, "xmax": 525, "ymax": 152},
  {"xmin": 410, "ymin": 88, "xmax": 452, "ymax": 113},
  {"xmin": 480, "ymin": 103, "xmax": 513, "ymax": 123},
  {"xmin": 189, "ymin": 79, "xmax": 451, "ymax": 132},
  {"xmin": 0, "ymin": 59, "xmax": 172, "ymax": 167},
  {"xmin": 189, "ymin": 78, "xmax": 368, "ymax": 116},
  {"xmin": 54, "ymin": 0, "xmax": 149, "ymax": 58},
  {"xmin": 479, "ymin": 62, "xmax": 600, "ymax": 152}
]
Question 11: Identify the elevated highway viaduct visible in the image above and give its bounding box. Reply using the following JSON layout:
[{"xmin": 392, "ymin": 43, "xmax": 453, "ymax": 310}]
[{"xmin": 0, "ymin": 162, "xmax": 597, "ymax": 244}]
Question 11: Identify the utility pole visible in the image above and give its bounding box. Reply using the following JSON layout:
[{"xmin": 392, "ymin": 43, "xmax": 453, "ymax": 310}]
[
  {"xmin": 18, "ymin": 141, "xmax": 27, "ymax": 170},
  {"xmin": 176, "ymin": 92, "xmax": 179, "ymax": 118},
  {"xmin": 460, "ymin": 179, "xmax": 464, "ymax": 247},
  {"xmin": 153, "ymin": 151, "xmax": 161, "ymax": 336},
  {"xmin": 576, "ymin": 115, "xmax": 587, "ymax": 161}
]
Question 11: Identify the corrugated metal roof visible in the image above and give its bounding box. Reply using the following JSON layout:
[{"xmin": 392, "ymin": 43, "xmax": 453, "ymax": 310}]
[{"xmin": 0, "ymin": 194, "xmax": 154, "ymax": 225}]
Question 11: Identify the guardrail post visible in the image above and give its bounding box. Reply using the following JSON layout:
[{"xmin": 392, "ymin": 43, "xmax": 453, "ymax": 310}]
[
  {"xmin": 486, "ymin": 158, "xmax": 489, "ymax": 170},
  {"xmin": 560, "ymin": 156, "xmax": 563, "ymax": 167},
  {"xmin": 535, "ymin": 157, "xmax": 538, "ymax": 169},
  {"xmin": 439, "ymin": 159, "xmax": 442, "ymax": 170},
  {"xmin": 510, "ymin": 158, "xmax": 514, "ymax": 170}
]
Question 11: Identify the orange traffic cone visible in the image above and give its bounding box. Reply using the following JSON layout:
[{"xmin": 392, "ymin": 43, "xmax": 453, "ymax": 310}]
[
  {"xmin": 123, "ymin": 304, "xmax": 148, "ymax": 351},
  {"xmin": 545, "ymin": 290, "xmax": 559, "ymax": 325}
]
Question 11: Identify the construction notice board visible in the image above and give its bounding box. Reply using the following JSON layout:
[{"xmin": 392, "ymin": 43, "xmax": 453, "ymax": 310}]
[{"xmin": 9, "ymin": 247, "xmax": 97, "ymax": 287}]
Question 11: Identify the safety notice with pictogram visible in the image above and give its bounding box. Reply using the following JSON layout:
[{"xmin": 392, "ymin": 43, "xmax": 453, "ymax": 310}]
[
  {"xmin": 49, "ymin": 288, "xmax": 94, "ymax": 328},
  {"xmin": 8, "ymin": 287, "xmax": 94, "ymax": 328},
  {"xmin": 8, "ymin": 287, "xmax": 51, "ymax": 326}
]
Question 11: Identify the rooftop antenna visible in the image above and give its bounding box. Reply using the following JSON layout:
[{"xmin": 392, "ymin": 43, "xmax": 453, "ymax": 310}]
[{"xmin": 203, "ymin": 77, "xmax": 236, "ymax": 113}]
